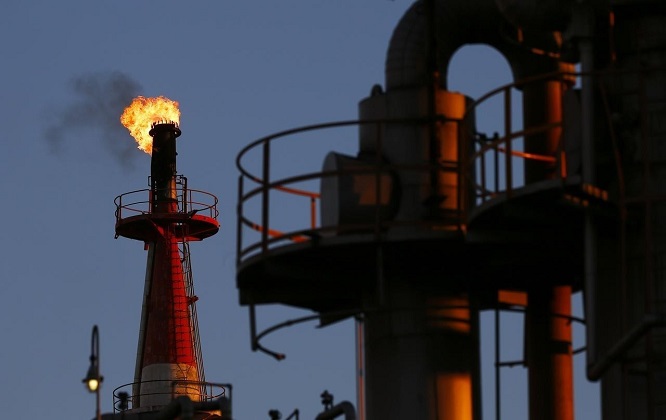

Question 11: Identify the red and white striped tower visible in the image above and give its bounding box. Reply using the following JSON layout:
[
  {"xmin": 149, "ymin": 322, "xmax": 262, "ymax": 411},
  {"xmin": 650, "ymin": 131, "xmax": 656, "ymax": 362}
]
[{"xmin": 114, "ymin": 122, "xmax": 219, "ymax": 409}]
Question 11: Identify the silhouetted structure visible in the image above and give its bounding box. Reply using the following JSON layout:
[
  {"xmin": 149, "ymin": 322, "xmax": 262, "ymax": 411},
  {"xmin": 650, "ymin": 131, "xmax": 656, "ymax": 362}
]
[
  {"xmin": 236, "ymin": 1, "xmax": 666, "ymax": 419},
  {"xmin": 111, "ymin": 123, "xmax": 225, "ymax": 419}
]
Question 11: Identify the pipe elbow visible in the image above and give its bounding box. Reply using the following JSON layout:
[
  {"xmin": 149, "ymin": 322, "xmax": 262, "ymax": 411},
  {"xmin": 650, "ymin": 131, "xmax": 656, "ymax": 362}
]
[
  {"xmin": 384, "ymin": 0, "xmax": 567, "ymax": 91},
  {"xmin": 315, "ymin": 401, "xmax": 357, "ymax": 420},
  {"xmin": 385, "ymin": 0, "xmax": 502, "ymax": 90}
]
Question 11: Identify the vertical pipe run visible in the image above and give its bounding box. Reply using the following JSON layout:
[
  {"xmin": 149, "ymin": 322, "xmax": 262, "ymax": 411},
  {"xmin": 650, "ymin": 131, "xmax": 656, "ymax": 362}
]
[
  {"xmin": 237, "ymin": 176, "xmax": 244, "ymax": 266},
  {"xmin": 504, "ymin": 88, "xmax": 513, "ymax": 195},
  {"xmin": 522, "ymin": 77, "xmax": 567, "ymax": 184},
  {"xmin": 435, "ymin": 90, "xmax": 468, "ymax": 223},
  {"xmin": 495, "ymin": 305, "xmax": 501, "ymax": 420},
  {"xmin": 521, "ymin": 70, "xmax": 575, "ymax": 420},
  {"xmin": 578, "ymin": 6, "xmax": 598, "ymax": 390},
  {"xmin": 526, "ymin": 286, "xmax": 574, "ymax": 420},
  {"xmin": 262, "ymin": 141, "xmax": 270, "ymax": 253},
  {"xmin": 355, "ymin": 319, "xmax": 366, "ymax": 420}
]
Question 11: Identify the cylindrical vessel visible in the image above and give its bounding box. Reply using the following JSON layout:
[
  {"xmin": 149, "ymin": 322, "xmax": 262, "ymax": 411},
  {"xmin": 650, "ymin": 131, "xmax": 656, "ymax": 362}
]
[{"xmin": 363, "ymin": 280, "xmax": 481, "ymax": 420}]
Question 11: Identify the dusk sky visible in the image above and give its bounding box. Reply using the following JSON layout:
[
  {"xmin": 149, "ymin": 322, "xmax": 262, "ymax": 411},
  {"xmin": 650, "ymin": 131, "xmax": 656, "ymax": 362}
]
[{"xmin": 1, "ymin": 1, "xmax": 600, "ymax": 419}]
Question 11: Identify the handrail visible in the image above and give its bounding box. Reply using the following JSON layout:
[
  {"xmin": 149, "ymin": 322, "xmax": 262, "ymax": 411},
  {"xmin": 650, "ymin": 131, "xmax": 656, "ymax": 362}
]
[
  {"xmin": 236, "ymin": 119, "xmax": 414, "ymax": 180},
  {"xmin": 236, "ymin": 71, "xmax": 601, "ymax": 264},
  {"xmin": 245, "ymin": 174, "xmax": 320, "ymax": 199},
  {"xmin": 236, "ymin": 117, "xmax": 465, "ymax": 265},
  {"xmin": 463, "ymin": 71, "xmax": 575, "ymax": 206},
  {"xmin": 464, "ymin": 67, "xmax": 666, "ymax": 207},
  {"xmin": 469, "ymin": 70, "xmax": 576, "ymax": 112},
  {"xmin": 469, "ymin": 121, "xmax": 562, "ymax": 164},
  {"xmin": 112, "ymin": 380, "xmax": 228, "ymax": 413},
  {"xmin": 240, "ymin": 215, "xmax": 310, "ymax": 244},
  {"xmin": 115, "ymin": 186, "xmax": 219, "ymax": 222}
]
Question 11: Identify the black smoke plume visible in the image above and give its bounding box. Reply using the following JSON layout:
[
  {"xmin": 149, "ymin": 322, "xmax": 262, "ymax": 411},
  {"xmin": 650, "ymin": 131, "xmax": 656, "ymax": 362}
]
[{"xmin": 44, "ymin": 71, "xmax": 143, "ymax": 168}]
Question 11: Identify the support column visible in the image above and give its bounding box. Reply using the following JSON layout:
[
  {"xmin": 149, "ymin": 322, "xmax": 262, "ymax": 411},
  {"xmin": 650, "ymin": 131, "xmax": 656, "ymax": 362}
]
[
  {"xmin": 364, "ymin": 277, "xmax": 481, "ymax": 420},
  {"xmin": 527, "ymin": 285, "xmax": 574, "ymax": 420}
]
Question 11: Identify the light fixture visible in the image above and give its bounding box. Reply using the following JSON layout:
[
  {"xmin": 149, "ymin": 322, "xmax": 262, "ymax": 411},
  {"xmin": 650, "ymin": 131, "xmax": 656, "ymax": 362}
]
[{"xmin": 83, "ymin": 325, "xmax": 103, "ymax": 420}]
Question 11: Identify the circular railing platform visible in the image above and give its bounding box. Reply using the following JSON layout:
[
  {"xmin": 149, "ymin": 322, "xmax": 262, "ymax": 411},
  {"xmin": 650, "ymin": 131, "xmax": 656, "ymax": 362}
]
[{"xmin": 115, "ymin": 186, "xmax": 220, "ymax": 241}]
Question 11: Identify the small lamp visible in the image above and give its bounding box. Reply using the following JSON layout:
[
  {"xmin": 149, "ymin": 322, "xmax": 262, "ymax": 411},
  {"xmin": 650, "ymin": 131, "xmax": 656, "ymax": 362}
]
[{"xmin": 83, "ymin": 325, "xmax": 103, "ymax": 420}]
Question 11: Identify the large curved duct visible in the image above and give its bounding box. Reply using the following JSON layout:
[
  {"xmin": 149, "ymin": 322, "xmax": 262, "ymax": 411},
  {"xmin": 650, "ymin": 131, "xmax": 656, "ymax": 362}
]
[
  {"xmin": 385, "ymin": 0, "xmax": 570, "ymax": 91},
  {"xmin": 495, "ymin": 0, "xmax": 575, "ymax": 30}
]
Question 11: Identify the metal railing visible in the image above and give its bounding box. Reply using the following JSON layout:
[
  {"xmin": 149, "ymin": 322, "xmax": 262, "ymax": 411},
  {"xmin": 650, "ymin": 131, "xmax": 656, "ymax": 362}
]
[
  {"xmin": 112, "ymin": 380, "xmax": 229, "ymax": 413},
  {"xmin": 114, "ymin": 183, "xmax": 219, "ymax": 223},
  {"xmin": 235, "ymin": 117, "xmax": 468, "ymax": 265},
  {"xmin": 236, "ymin": 72, "xmax": 593, "ymax": 266},
  {"xmin": 465, "ymin": 71, "xmax": 575, "ymax": 206}
]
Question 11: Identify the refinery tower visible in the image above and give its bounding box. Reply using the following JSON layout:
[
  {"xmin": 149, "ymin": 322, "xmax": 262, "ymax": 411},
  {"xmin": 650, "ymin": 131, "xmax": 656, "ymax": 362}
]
[
  {"xmin": 104, "ymin": 97, "xmax": 229, "ymax": 419},
  {"xmin": 235, "ymin": 0, "xmax": 666, "ymax": 419}
]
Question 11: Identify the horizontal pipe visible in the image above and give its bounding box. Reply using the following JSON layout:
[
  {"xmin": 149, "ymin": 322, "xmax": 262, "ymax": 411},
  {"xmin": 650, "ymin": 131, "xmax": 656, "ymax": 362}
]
[
  {"xmin": 587, "ymin": 314, "xmax": 666, "ymax": 381},
  {"xmin": 315, "ymin": 401, "xmax": 357, "ymax": 420}
]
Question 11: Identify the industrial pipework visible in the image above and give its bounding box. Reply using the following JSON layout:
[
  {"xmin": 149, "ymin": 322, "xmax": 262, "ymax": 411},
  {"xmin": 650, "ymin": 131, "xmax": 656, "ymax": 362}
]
[{"xmin": 235, "ymin": 0, "xmax": 666, "ymax": 419}]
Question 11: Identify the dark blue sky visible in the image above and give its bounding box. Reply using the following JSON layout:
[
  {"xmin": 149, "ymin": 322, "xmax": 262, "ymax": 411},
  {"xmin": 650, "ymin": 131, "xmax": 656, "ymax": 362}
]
[{"xmin": 0, "ymin": 1, "xmax": 598, "ymax": 419}]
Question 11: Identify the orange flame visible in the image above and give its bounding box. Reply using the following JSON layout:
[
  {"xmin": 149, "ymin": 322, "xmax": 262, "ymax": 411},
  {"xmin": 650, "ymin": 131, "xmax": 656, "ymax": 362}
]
[{"xmin": 120, "ymin": 96, "xmax": 180, "ymax": 154}]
